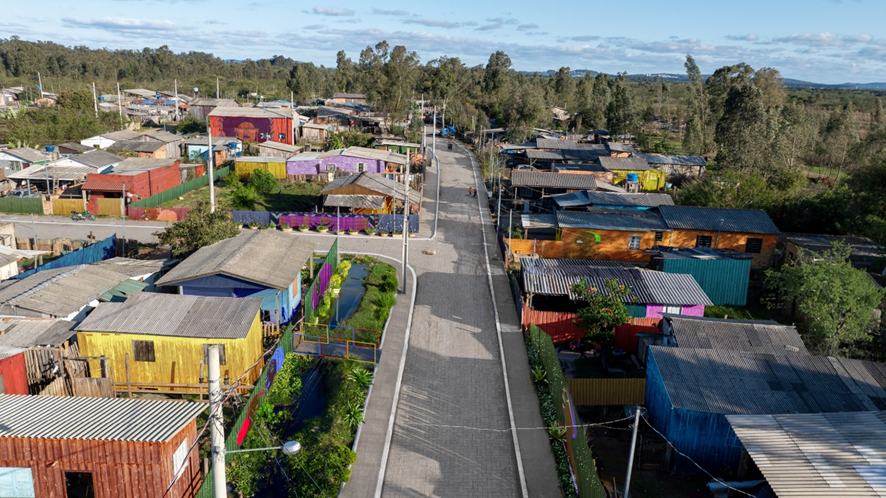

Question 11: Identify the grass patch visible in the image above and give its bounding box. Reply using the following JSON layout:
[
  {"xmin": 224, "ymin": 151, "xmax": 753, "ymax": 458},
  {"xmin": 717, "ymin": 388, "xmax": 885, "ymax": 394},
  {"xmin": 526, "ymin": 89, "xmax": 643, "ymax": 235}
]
[
  {"xmin": 339, "ymin": 256, "xmax": 397, "ymax": 345},
  {"xmin": 160, "ymin": 179, "xmax": 325, "ymax": 212},
  {"xmin": 704, "ymin": 303, "xmax": 779, "ymax": 321}
]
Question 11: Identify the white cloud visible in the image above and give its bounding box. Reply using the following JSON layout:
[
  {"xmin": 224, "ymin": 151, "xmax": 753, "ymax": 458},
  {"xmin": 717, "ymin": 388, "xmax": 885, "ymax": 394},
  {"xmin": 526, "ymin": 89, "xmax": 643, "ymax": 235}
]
[
  {"xmin": 62, "ymin": 17, "xmax": 180, "ymax": 32},
  {"xmin": 312, "ymin": 6, "xmax": 354, "ymax": 17},
  {"xmin": 372, "ymin": 8, "xmax": 409, "ymax": 16},
  {"xmin": 726, "ymin": 34, "xmax": 758, "ymax": 41}
]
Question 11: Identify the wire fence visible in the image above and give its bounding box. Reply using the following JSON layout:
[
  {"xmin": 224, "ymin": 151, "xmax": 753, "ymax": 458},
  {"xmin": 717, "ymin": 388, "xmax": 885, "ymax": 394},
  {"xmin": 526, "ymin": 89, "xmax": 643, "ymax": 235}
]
[
  {"xmin": 194, "ymin": 325, "xmax": 294, "ymax": 498},
  {"xmin": 303, "ymin": 239, "xmax": 338, "ymax": 323},
  {"xmin": 528, "ymin": 325, "xmax": 606, "ymax": 498}
]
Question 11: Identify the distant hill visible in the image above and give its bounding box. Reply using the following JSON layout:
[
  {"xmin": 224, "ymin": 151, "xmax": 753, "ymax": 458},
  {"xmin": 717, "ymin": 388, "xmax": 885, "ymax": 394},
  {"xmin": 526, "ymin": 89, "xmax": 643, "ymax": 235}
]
[{"xmin": 520, "ymin": 69, "xmax": 886, "ymax": 91}]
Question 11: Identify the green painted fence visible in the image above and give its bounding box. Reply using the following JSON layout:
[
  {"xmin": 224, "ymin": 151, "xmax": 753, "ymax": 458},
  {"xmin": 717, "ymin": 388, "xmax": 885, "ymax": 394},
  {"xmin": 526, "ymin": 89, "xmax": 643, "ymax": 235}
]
[
  {"xmin": 195, "ymin": 325, "xmax": 294, "ymax": 498},
  {"xmin": 130, "ymin": 166, "xmax": 230, "ymax": 208},
  {"xmin": 0, "ymin": 197, "xmax": 44, "ymax": 214},
  {"xmin": 528, "ymin": 325, "xmax": 607, "ymax": 498},
  {"xmin": 304, "ymin": 239, "xmax": 339, "ymax": 323}
]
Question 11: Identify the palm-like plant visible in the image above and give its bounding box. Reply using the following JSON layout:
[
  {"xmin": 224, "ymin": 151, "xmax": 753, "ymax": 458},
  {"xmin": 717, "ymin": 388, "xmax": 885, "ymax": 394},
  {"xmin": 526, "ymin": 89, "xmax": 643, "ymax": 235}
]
[
  {"xmin": 548, "ymin": 425, "xmax": 567, "ymax": 442},
  {"xmin": 531, "ymin": 366, "xmax": 547, "ymax": 385},
  {"xmin": 343, "ymin": 402, "xmax": 364, "ymax": 429},
  {"xmin": 348, "ymin": 366, "xmax": 373, "ymax": 389}
]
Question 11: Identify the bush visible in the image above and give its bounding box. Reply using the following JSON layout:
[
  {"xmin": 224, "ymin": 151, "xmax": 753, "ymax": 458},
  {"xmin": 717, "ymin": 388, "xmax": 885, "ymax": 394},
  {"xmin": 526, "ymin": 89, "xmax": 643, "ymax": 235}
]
[
  {"xmin": 231, "ymin": 184, "xmax": 258, "ymax": 209},
  {"xmin": 248, "ymin": 169, "xmax": 278, "ymax": 195},
  {"xmin": 225, "ymin": 172, "xmax": 241, "ymax": 188},
  {"xmin": 373, "ymin": 292, "xmax": 397, "ymax": 322}
]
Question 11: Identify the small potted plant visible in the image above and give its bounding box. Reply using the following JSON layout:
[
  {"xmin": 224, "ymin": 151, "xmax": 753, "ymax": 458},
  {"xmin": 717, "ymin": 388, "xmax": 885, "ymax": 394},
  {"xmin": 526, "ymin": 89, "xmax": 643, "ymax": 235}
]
[
  {"xmin": 408, "ymin": 230, "xmax": 416, "ymax": 238},
  {"xmin": 298, "ymin": 224, "xmax": 310, "ymax": 232},
  {"xmin": 365, "ymin": 228, "xmax": 377, "ymax": 235},
  {"xmin": 379, "ymin": 230, "xmax": 389, "ymax": 237},
  {"xmin": 347, "ymin": 228, "xmax": 359, "ymax": 235},
  {"xmin": 393, "ymin": 230, "xmax": 403, "ymax": 238},
  {"xmin": 330, "ymin": 274, "xmax": 343, "ymax": 294},
  {"xmin": 279, "ymin": 224, "xmax": 292, "ymax": 232},
  {"xmin": 248, "ymin": 222, "xmax": 259, "ymax": 230},
  {"xmin": 316, "ymin": 224, "xmax": 330, "ymax": 233}
]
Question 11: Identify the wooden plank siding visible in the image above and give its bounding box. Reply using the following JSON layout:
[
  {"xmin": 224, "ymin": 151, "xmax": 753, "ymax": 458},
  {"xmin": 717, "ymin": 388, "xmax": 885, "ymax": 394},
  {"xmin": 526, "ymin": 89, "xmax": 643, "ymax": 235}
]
[
  {"xmin": 77, "ymin": 312, "xmax": 264, "ymax": 391},
  {"xmin": 0, "ymin": 420, "xmax": 201, "ymax": 498},
  {"xmin": 566, "ymin": 378, "xmax": 646, "ymax": 406},
  {"xmin": 506, "ymin": 238, "xmax": 567, "ymax": 259},
  {"xmin": 51, "ymin": 197, "xmax": 85, "ymax": 215},
  {"xmin": 233, "ymin": 159, "xmax": 287, "ymax": 179},
  {"xmin": 96, "ymin": 197, "xmax": 124, "ymax": 216}
]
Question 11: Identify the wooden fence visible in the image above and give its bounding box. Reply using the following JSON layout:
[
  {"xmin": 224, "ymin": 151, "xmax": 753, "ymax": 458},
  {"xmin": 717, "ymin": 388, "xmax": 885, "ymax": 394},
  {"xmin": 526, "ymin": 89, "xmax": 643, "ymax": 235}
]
[
  {"xmin": 51, "ymin": 197, "xmax": 85, "ymax": 215},
  {"xmin": 96, "ymin": 197, "xmax": 123, "ymax": 216},
  {"xmin": 566, "ymin": 378, "xmax": 647, "ymax": 406},
  {"xmin": 506, "ymin": 238, "xmax": 567, "ymax": 259}
]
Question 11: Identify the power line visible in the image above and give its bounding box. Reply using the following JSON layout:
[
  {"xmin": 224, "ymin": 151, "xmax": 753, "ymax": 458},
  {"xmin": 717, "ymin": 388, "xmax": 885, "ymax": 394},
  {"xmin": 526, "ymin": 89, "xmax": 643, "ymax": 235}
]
[
  {"xmin": 639, "ymin": 414, "xmax": 755, "ymax": 498},
  {"xmin": 398, "ymin": 415, "xmax": 637, "ymax": 434}
]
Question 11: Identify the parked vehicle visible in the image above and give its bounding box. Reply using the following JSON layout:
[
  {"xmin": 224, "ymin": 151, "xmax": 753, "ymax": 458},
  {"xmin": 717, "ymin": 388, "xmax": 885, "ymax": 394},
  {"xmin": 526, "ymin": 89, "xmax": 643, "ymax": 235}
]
[
  {"xmin": 7, "ymin": 189, "xmax": 37, "ymax": 198},
  {"xmin": 71, "ymin": 210, "xmax": 96, "ymax": 221}
]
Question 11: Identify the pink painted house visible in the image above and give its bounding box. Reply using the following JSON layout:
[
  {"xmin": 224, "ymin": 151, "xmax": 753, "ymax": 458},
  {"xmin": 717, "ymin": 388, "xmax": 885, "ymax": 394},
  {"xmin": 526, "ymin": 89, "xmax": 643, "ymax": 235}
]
[
  {"xmin": 287, "ymin": 146, "xmax": 408, "ymax": 176},
  {"xmin": 519, "ymin": 258, "xmax": 712, "ymax": 319}
]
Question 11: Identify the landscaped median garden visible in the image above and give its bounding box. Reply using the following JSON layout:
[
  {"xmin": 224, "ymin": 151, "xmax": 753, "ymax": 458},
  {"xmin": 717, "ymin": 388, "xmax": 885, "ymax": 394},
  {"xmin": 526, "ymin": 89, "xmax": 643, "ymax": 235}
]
[{"xmin": 222, "ymin": 254, "xmax": 398, "ymax": 496}]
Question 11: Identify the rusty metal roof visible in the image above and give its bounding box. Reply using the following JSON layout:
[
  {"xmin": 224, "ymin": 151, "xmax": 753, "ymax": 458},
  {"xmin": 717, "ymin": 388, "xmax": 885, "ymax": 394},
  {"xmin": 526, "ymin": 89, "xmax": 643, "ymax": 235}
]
[{"xmin": 0, "ymin": 394, "xmax": 205, "ymax": 442}]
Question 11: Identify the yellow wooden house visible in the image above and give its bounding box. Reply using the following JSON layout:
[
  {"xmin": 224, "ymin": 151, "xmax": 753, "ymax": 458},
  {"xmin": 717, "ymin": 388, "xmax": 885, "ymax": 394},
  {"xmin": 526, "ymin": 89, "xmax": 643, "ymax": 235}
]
[
  {"xmin": 598, "ymin": 156, "xmax": 667, "ymax": 191},
  {"xmin": 234, "ymin": 156, "xmax": 288, "ymax": 180},
  {"xmin": 75, "ymin": 293, "xmax": 265, "ymax": 390}
]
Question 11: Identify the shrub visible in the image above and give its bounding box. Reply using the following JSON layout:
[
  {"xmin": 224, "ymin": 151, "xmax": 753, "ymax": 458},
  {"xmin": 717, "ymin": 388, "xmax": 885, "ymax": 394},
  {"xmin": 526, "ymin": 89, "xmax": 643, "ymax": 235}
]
[
  {"xmin": 373, "ymin": 292, "xmax": 397, "ymax": 322},
  {"xmin": 224, "ymin": 171, "xmax": 241, "ymax": 188},
  {"xmin": 248, "ymin": 168, "xmax": 278, "ymax": 195},
  {"xmin": 381, "ymin": 273, "xmax": 398, "ymax": 294},
  {"xmin": 231, "ymin": 184, "xmax": 258, "ymax": 209}
]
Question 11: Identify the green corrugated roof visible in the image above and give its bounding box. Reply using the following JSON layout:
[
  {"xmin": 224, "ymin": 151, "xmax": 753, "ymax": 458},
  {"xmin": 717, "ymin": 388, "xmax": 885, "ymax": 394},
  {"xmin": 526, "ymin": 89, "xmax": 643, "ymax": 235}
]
[{"xmin": 100, "ymin": 279, "xmax": 148, "ymax": 302}]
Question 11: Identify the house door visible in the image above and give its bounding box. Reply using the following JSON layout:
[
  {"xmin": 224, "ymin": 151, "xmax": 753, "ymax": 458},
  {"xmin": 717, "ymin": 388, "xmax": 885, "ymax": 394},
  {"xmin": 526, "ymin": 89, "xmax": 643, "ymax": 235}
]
[{"xmin": 64, "ymin": 472, "xmax": 95, "ymax": 498}]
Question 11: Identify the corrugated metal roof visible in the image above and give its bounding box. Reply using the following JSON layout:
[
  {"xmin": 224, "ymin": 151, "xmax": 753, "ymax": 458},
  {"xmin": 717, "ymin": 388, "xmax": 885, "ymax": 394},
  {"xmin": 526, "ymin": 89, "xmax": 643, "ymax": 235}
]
[
  {"xmin": 634, "ymin": 153, "xmax": 707, "ymax": 167},
  {"xmin": 728, "ymin": 411, "xmax": 886, "ymax": 498},
  {"xmin": 109, "ymin": 140, "xmax": 165, "ymax": 153},
  {"xmin": 144, "ymin": 130, "xmax": 182, "ymax": 143},
  {"xmin": 71, "ymin": 150, "xmax": 124, "ymax": 168},
  {"xmin": 8, "ymin": 164, "xmax": 94, "ymax": 181},
  {"xmin": 0, "ymin": 345, "xmax": 27, "ymax": 360},
  {"xmin": 320, "ymin": 172, "xmax": 420, "ymax": 205},
  {"xmin": 76, "ymin": 293, "xmax": 262, "ymax": 339},
  {"xmin": 81, "ymin": 179, "xmax": 130, "ymax": 192},
  {"xmin": 520, "ymin": 214, "xmax": 558, "ymax": 229},
  {"xmin": 650, "ymin": 346, "xmax": 886, "ymax": 415},
  {"xmin": 208, "ymin": 107, "xmax": 289, "ymax": 118},
  {"xmin": 92, "ymin": 257, "xmax": 171, "ymax": 278},
  {"xmin": 551, "ymin": 190, "xmax": 674, "ymax": 208},
  {"xmin": 0, "ymin": 266, "xmax": 131, "ymax": 317},
  {"xmin": 0, "ymin": 394, "xmax": 205, "ymax": 442},
  {"xmin": 259, "ymin": 141, "xmax": 303, "ymax": 153},
  {"xmin": 598, "ymin": 156, "xmax": 650, "ymax": 171},
  {"xmin": 333, "ymin": 93, "xmax": 366, "ymax": 99},
  {"xmin": 342, "ymin": 146, "xmax": 408, "ymax": 165},
  {"xmin": 552, "ymin": 163, "xmax": 609, "ymax": 173},
  {"xmin": 111, "ymin": 157, "xmax": 178, "ymax": 174},
  {"xmin": 660, "ymin": 205, "xmax": 781, "ymax": 234},
  {"xmin": 191, "ymin": 98, "xmax": 238, "ymax": 107},
  {"xmin": 324, "ymin": 194, "xmax": 386, "ymax": 210},
  {"xmin": 99, "ymin": 279, "xmax": 148, "ymax": 302},
  {"xmin": 235, "ymin": 156, "xmax": 287, "ymax": 164},
  {"xmin": 536, "ymin": 139, "xmax": 576, "ymax": 150},
  {"xmin": 156, "ymin": 230, "xmax": 317, "ymax": 290},
  {"xmin": 101, "ymin": 130, "xmax": 143, "ymax": 141},
  {"xmin": 57, "ymin": 142, "xmax": 92, "ymax": 153},
  {"xmin": 526, "ymin": 150, "xmax": 566, "ymax": 161},
  {"xmin": 556, "ymin": 208, "xmax": 669, "ymax": 231},
  {"xmin": 183, "ymin": 136, "xmax": 241, "ymax": 146},
  {"xmin": 564, "ymin": 149, "xmax": 609, "ymax": 161},
  {"xmin": 0, "ymin": 318, "xmax": 77, "ymax": 347},
  {"xmin": 2, "ymin": 148, "xmax": 46, "ymax": 163},
  {"xmin": 521, "ymin": 259, "xmax": 711, "ymax": 305},
  {"xmin": 647, "ymin": 246, "xmax": 754, "ymax": 260},
  {"xmin": 511, "ymin": 171, "xmax": 598, "ymax": 190},
  {"xmin": 606, "ymin": 142, "xmax": 636, "ymax": 153},
  {"xmin": 665, "ymin": 315, "xmax": 808, "ymax": 354}
]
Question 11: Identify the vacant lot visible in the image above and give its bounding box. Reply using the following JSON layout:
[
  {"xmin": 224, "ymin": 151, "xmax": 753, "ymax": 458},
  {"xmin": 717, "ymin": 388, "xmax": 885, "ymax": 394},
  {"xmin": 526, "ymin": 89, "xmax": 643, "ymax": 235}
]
[{"xmin": 160, "ymin": 180, "xmax": 326, "ymax": 212}]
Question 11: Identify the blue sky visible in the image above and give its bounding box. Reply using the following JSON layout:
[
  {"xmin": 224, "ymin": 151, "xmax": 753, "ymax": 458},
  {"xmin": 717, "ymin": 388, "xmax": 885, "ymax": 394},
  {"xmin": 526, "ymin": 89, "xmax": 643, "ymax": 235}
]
[{"xmin": 2, "ymin": 0, "xmax": 885, "ymax": 84}]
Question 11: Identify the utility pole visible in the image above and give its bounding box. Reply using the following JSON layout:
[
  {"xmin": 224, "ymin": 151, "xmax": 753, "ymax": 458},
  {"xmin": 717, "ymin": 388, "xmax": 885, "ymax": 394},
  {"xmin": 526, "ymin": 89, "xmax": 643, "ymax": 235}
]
[
  {"xmin": 336, "ymin": 206, "xmax": 341, "ymax": 266},
  {"xmin": 208, "ymin": 127, "xmax": 216, "ymax": 213},
  {"xmin": 623, "ymin": 407, "xmax": 642, "ymax": 498},
  {"xmin": 30, "ymin": 214, "xmax": 37, "ymax": 250},
  {"xmin": 401, "ymin": 164, "xmax": 409, "ymax": 294},
  {"xmin": 291, "ymin": 90, "xmax": 297, "ymax": 145},
  {"xmin": 432, "ymin": 107, "xmax": 436, "ymax": 159},
  {"xmin": 121, "ymin": 183, "xmax": 127, "ymax": 255},
  {"xmin": 496, "ymin": 170, "xmax": 502, "ymax": 234},
  {"xmin": 91, "ymin": 82, "xmax": 99, "ymax": 118},
  {"xmin": 174, "ymin": 79, "xmax": 179, "ymax": 122},
  {"xmin": 208, "ymin": 345, "xmax": 225, "ymax": 498},
  {"xmin": 509, "ymin": 209, "xmax": 513, "ymax": 238},
  {"xmin": 441, "ymin": 102, "xmax": 446, "ymax": 131},
  {"xmin": 116, "ymin": 82, "xmax": 123, "ymax": 128},
  {"xmin": 216, "ymin": 77, "xmax": 220, "ymax": 99}
]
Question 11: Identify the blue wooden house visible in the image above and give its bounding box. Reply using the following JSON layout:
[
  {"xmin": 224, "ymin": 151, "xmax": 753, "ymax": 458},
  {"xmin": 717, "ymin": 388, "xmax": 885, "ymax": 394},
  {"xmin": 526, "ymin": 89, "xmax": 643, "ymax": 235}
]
[
  {"xmin": 156, "ymin": 230, "xmax": 317, "ymax": 324},
  {"xmin": 645, "ymin": 346, "xmax": 886, "ymax": 474}
]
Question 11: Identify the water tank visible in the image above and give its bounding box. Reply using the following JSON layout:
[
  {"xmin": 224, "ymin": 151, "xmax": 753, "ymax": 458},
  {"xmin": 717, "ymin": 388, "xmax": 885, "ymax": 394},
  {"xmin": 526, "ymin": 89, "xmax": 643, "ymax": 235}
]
[
  {"xmin": 626, "ymin": 173, "xmax": 639, "ymax": 182},
  {"xmin": 45, "ymin": 145, "xmax": 55, "ymax": 153}
]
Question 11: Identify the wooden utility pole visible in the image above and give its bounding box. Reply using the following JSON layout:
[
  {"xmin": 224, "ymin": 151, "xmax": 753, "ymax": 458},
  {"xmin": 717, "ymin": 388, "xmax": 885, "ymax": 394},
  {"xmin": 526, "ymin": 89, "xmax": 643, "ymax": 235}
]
[
  {"xmin": 91, "ymin": 82, "xmax": 98, "ymax": 118},
  {"xmin": 208, "ymin": 345, "xmax": 225, "ymax": 497}
]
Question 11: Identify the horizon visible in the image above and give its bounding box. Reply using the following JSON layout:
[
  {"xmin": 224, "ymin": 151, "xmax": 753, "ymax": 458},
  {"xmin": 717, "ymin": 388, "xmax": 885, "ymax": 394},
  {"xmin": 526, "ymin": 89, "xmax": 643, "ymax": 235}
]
[{"xmin": 2, "ymin": 0, "xmax": 886, "ymax": 85}]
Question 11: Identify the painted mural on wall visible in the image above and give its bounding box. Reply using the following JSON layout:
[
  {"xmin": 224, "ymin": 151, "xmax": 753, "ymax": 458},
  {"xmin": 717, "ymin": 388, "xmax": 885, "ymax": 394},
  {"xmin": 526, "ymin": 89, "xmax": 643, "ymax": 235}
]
[{"xmin": 212, "ymin": 116, "xmax": 290, "ymax": 144}]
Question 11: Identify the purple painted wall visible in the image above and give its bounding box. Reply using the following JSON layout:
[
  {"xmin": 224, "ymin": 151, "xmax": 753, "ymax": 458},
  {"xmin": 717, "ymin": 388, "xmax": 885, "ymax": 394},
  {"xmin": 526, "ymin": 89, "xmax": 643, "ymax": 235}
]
[
  {"xmin": 287, "ymin": 155, "xmax": 386, "ymax": 175},
  {"xmin": 645, "ymin": 304, "xmax": 706, "ymax": 318}
]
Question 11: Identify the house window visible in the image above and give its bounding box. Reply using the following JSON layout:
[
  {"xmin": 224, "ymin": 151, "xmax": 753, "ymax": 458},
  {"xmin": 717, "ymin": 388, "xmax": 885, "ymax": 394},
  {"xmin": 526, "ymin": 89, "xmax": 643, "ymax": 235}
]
[
  {"xmin": 654, "ymin": 231, "xmax": 664, "ymax": 242},
  {"xmin": 64, "ymin": 472, "xmax": 94, "ymax": 498},
  {"xmin": 695, "ymin": 235, "xmax": 713, "ymax": 248},
  {"xmin": 203, "ymin": 344, "xmax": 227, "ymax": 366},
  {"xmin": 132, "ymin": 340, "xmax": 155, "ymax": 362},
  {"xmin": 0, "ymin": 467, "xmax": 35, "ymax": 497},
  {"xmin": 745, "ymin": 238, "xmax": 763, "ymax": 254},
  {"xmin": 662, "ymin": 305, "xmax": 682, "ymax": 315},
  {"xmin": 171, "ymin": 438, "xmax": 189, "ymax": 483},
  {"xmin": 355, "ymin": 163, "xmax": 366, "ymax": 173},
  {"xmin": 628, "ymin": 236, "xmax": 642, "ymax": 250}
]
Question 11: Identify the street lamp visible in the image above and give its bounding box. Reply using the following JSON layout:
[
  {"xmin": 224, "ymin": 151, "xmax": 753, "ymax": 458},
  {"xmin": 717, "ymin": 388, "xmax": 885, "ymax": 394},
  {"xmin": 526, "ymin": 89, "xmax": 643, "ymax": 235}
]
[{"xmin": 225, "ymin": 440, "xmax": 302, "ymax": 456}]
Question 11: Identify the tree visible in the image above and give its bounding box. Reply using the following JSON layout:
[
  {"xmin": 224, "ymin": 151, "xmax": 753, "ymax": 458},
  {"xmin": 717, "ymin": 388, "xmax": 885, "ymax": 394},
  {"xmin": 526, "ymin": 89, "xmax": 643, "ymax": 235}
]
[
  {"xmin": 552, "ymin": 66, "xmax": 575, "ymax": 109},
  {"xmin": 58, "ymin": 89, "xmax": 94, "ymax": 111},
  {"xmin": 570, "ymin": 279, "xmax": 633, "ymax": 366},
  {"xmin": 606, "ymin": 73, "xmax": 635, "ymax": 139},
  {"xmin": 175, "ymin": 115, "xmax": 206, "ymax": 135},
  {"xmin": 766, "ymin": 242, "xmax": 885, "ymax": 356},
  {"xmin": 154, "ymin": 202, "xmax": 240, "ymax": 257},
  {"xmin": 335, "ymin": 50, "xmax": 356, "ymax": 93},
  {"xmin": 714, "ymin": 81, "xmax": 767, "ymax": 172},
  {"xmin": 753, "ymin": 67, "xmax": 786, "ymax": 108},
  {"xmin": 683, "ymin": 55, "xmax": 710, "ymax": 155},
  {"xmin": 248, "ymin": 169, "xmax": 277, "ymax": 195},
  {"xmin": 287, "ymin": 62, "xmax": 321, "ymax": 103}
]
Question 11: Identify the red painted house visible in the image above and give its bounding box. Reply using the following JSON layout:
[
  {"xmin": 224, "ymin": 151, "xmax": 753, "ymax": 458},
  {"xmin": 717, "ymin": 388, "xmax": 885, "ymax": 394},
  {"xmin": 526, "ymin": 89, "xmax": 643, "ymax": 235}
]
[
  {"xmin": 0, "ymin": 347, "xmax": 29, "ymax": 395},
  {"xmin": 208, "ymin": 107, "xmax": 293, "ymax": 144},
  {"xmin": 82, "ymin": 158, "xmax": 181, "ymax": 214}
]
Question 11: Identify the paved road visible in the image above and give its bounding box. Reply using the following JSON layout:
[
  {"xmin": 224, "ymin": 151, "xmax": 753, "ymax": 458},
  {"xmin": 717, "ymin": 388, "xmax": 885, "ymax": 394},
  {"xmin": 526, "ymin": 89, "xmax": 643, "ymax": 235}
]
[{"xmin": 0, "ymin": 214, "xmax": 170, "ymax": 243}]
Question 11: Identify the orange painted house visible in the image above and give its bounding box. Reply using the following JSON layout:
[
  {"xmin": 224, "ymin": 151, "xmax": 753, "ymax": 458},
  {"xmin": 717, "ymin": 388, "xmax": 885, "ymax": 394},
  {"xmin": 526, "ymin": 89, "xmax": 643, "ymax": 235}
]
[
  {"xmin": 208, "ymin": 107, "xmax": 293, "ymax": 144},
  {"xmin": 541, "ymin": 206, "xmax": 780, "ymax": 267}
]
